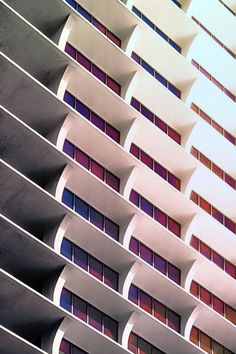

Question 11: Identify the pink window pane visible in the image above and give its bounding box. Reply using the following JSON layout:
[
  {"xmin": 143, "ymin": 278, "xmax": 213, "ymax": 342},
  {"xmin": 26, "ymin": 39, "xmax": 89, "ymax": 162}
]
[
  {"xmin": 213, "ymin": 296, "xmax": 224, "ymax": 316},
  {"xmin": 191, "ymin": 147, "xmax": 199, "ymax": 159},
  {"xmin": 199, "ymin": 197, "xmax": 211, "ymax": 214},
  {"xmin": 155, "ymin": 116, "xmax": 167, "ymax": 133},
  {"xmin": 140, "ymin": 243, "xmax": 153, "ymax": 265},
  {"xmin": 92, "ymin": 64, "xmax": 106, "ymax": 83},
  {"xmin": 107, "ymin": 76, "xmax": 121, "ymax": 95},
  {"xmin": 212, "ymin": 251, "xmax": 224, "ymax": 269},
  {"xmin": 168, "ymin": 264, "xmax": 180, "ymax": 284},
  {"xmin": 130, "ymin": 143, "xmax": 140, "ymax": 159},
  {"xmin": 129, "ymin": 237, "xmax": 139, "ymax": 255},
  {"xmin": 91, "ymin": 112, "xmax": 105, "ymax": 131},
  {"xmin": 168, "ymin": 172, "xmax": 180, "ymax": 190},
  {"xmin": 91, "ymin": 160, "xmax": 104, "ymax": 180},
  {"xmin": 154, "ymin": 300, "xmax": 166, "ymax": 323},
  {"xmin": 212, "ymin": 207, "xmax": 224, "ymax": 224},
  {"xmin": 168, "ymin": 127, "xmax": 181, "ymax": 144},
  {"xmin": 190, "ymin": 281, "xmax": 199, "ymax": 297},
  {"xmin": 76, "ymin": 148, "xmax": 90, "ymax": 169},
  {"xmin": 200, "ymin": 332, "xmax": 212, "ymax": 354},
  {"xmin": 200, "ymin": 110, "xmax": 211, "ymax": 124},
  {"xmin": 107, "ymin": 30, "xmax": 121, "ymax": 47},
  {"xmin": 128, "ymin": 333, "xmax": 138, "ymax": 354},
  {"xmin": 200, "ymin": 241, "xmax": 211, "ymax": 260},
  {"xmin": 200, "ymin": 286, "xmax": 212, "ymax": 306},
  {"xmin": 154, "ymin": 162, "xmax": 167, "ymax": 180},
  {"xmin": 92, "ymin": 18, "xmax": 106, "ymax": 34},
  {"xmin": 141, "ymin": 150, "xmax": 153, "ymax": 169},
  {"xmin": 225, "ymin": 305, "xmax": 236, "ymax": 325},
  {"xmin": 225, "ymin": 261, "xmax": 236, "ymax": 278},
  {"xmin": 225, "ymin": 174, "xmax": 236, "ymax": 189},
  {"xmin": 212, "ymin": 164, "xmax": 224, "ymax": 178},
  {"xmin": 168, "ymin": 309, "xmax": 180, "ymax": 332},
  {"xmin": 130, "ymin": 190, "xmax": 139, "ymax": 206},
  {"xmin": 60, "ymin": 339, "xmax": 71, "ymax": 354},
  {"xmin": 190, "ymin": 235, "xmax": 199, "ymax": 251},
  {"xmin": 190, "ymin": 327, "xmax": 199, "ymax": 346},
  {"xmin": 224, "ymin": 217, "xmax": 235, "ymax": 233},
  {"xmin": 192, "ymin": 60, "xmax": 199, "ymax": 69},
  {"xmin": 65, "ymin": 43, "xmax": 76, "ymax": 59},
  {"xmin": 212, "ymin": 120, "xmax": 224, "ymax": 134},
  {"xmin": 199, "ymin": 153, "xmax": 211, "ymax": 169},
  {"xmin": 106, "ymin": 123, "xmax": 120, "ymax": 143},
  {"xmin": 154, "ymin": 254, "xmax": 166, "ymax": 275},
  {"xmin": 154, "ymin": 208, "xmax": 167, "ymax": 227},
  {"xmin": 77, "ymin": 52, "xmax": 91, "ymax": 71},
  {"xmin": 140, "ymin": 290, "xmax": 152, "ymax": 314},
  {"xmin": 106, "ymin": 171, "xmax": 120, "ymax": 191},
  {"xmin": 168, "ymin": 217, "xmax": 181, "ymax": 237}
]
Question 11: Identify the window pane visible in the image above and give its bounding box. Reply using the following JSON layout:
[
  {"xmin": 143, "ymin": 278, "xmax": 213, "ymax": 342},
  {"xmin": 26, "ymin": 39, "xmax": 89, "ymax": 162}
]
[
  {"xmin": 140, "ymin": 243, "xmax": 153, "ymax": 265},
  {"xmin": 130, "ymin": 144, "xmax": 140, "ymax": 159},
  {"xmin": 107, "ymin": 77, "xmax": 121, "ymax": 95},
  {"xmin": 60, "ymin": 288, "xmax": 72, "ymax": 312},
  {"xmin": 107, "ymin": 30, "xmax": 121, "ymax": 47},
  {"xmin": 105, "ymin": 218, "xmax": 119, "ymax": 240},
  {"xmin": 155, "ymin": 72, "xmax": 167, "ymax": 87},
  {"xmin": 190, "ymin": 327, "xmax": 199, "ymax": 346},
  {"xmin": 212, "ymin": 341, "xmax": 224, "ymax": 354},
  {"xmin": 129, "ymin": 237, "xmax": 139, "ymax": 255},
  {"xmin": 77, "ymin": 52, "xmax": 91, "ymax": 71},
  {"xmin": 140, "ymin": 290, "xmax": 152, "ymax": 314},
  {"xmin": 212, "ymin": 163, "xmax": 223, "ymax": 179},
  {"xmin": 61, "ymin": 238, "xmax": 73, "ymax": 260},
  {"xmin": 103, "ymin": 315, "xmax": 118, "ymax": 340},
  {"xmin": 200, "ymin": 241, "xmax": 211, "ymax": 260},
  {"xmin": 168, "ymin": 309, "xmax": 180, "ymax": 332},
  {"xmin": 225, "ymin": 261, "xmax": 235, "ymax": 278},
  {"xmin": 63, "ymin": 140, "xmax": 75, "ymax": 158},
  {"xmin": 92, "ymin": 18, "xmax": 106, "ymax": 34},
  {"xmin": 224, "ymin": 217, "xmax": 235, "ymax": 233},
  {"xmin": 154, "ymin": 162, "xmax": 167, "ymax": 180},
  {"xmin": 92, "ymin": 64, "xmax": 106, "ymax": 83},
  {"xmin": 168, "ymin": 218, "xmax": 181, "ymax": 237},
  {"xmin": 89, "ymin": 306, "xmax": 102, "ymax": 331},
  {"xmin": 142, "ymin": 60, "xmax": 154, "ymax": 76},
  {"xmin": 225, "ymin": 305, "xmax": 236, "ymax": 325},
  {"xmin": 190, "ymin": 281, "xmax": 199, "ymax": 297},
  {"xmin": 106, "ymin": 171, "xmax": 120, "ymax": 191},
  {"xmin": 128, "ymin": 332, "xmax": 138, "ymax": 354},
  {"xmin": 139, "ymin": 337, "xmax": 152, "ymax": 354},
  {"xmin": 154, "ymin": 208, "xmax": 167, "ymax": 227},
  {"xmin": 154, "ymin": 300, "xmax": 166, "ymax": 323},
  {"xmin": 200, "ymin": 287, "xmax": 212, "ymax": 306},
  {"xmin": 190, "ymin": 235, "xmax": 199, "ymax": 250},
  {"xmin": 66, "ymin": 0, "xmax": 76, "ymax": 9},
  {"xmin": 130, "ymin": 190, "xmax": 139, "ymax": 206},
  {"xmin": 91, "ymin": 112, "xmax": 105, "ymax": 131},
  {"xmin": 74, "ymin": 246, "xmax": 88, "ymax": 270},
  {"xmin": 105, "ymin": 123, "xmax": 119, "ymax": 142},
  {"xmin": 212, "ymin": 207, "xmax": 223, "ymax": 224},
  {"xmin": 64, "ymin": 91, "xmax": 75, "ymax": 108},
  {"xmin": 129, "ymin": 284, "xmax": 138, "ymax": 305},
  {"xmin": 141, "ymin": 197, "xmax": 153, "ymax": 217},
  {"xmin": 168, "ymin": 127, "xmax": 181, "ymax": 143},
  {"xmin": 212, "ymin": 251, "xmax": 224, "ymax": 269},
  {"xmin": 91, "ymin": 160, "xmax": 104, "ymax": 180},
  {"xmin": 65, "ymin": 43, "xmax": 76, "ymax": 59},
  {"xmin": 200, "ymin": 332, "xmax": 212, "ymax": 354},
  {"xmin": 168, "ymin": 264, "xmax": 180, "ymax": 284},
  {"xmin": 142, "ymin": 15, "xmax": 155, "ymax": 29},
  {"xmin": 76, "ymin": 100, "xmax": 90, "ymax": 119},
  {"xmin": 60, "ymin": 339, "xmax": 71, "ymax": 354},
  {"xmin": 225, "ymin": 174, "xmax": 235, "ymax": 189},
  {"xmin": 141, "ymin": 150, "xmax": 153, "ymax": 169},
  {"xmin": 131, "ymin": 52, "xmax": 141, "ymax": 64},
  {"xmin": 155, "ymin": 117, "xmax": 167, "ymax": 133},
  {"xmin": 168, "ymin": 172, "xmax": 180, "ymax": 190},
  {"xmin": 75, "ymin": 197, "xmax": 89, "ymax": 219},
  {"xmin": 72, "ymin": 345, "xmax": 87, "ymax": 354},
  {"xmin": 141, "ymin": 105, "xmax": 154, "ymax": 122},
  {"xmin": 104, "ymin": 266, "xmax": 118, "ymax": 291},
  {"xmin": 73, "ymin": 296, "xmax": 87, "ymax": 322},
  {"xmin": 190, "ymin": 191, "xmax": 198, "ymax": 204},
  {"xmin": 77, "ymin": 5, "xmax": 91, "ymax": 21},
  {"xmin": 90, "ymin": 208, "xmax": 104, "ymax": 230},
  {"xmin": 89, "ymin": 256, "xmax": 103, "ymax": 281},
  {"xmin": 200, "ymin": 153, "xmax": 211, "ymax": 168},
  {"xmin": 213, "ymin": 296, "xmax": 224, "ymax": 316},
  {"xmin": 224, "ymin": 131, "xmax": 235, "ymax": 145},
  {"xmin": 200, "ymin": 197, "xmax": 211, "ymax": 214},
  {"xmin": 62, "ymin": 189, "xmax": 74, "ymax": 209},
  {"xmin": 131, "ymin": 97, "xmax": 141, "ymax": 111},
  {"xmin": 76, "ymin": 148, "xmax": 90, "ymax": 169},
  {"xmin": 155, "ymin": 27, "xmax": 168, "ymax": 40},
  {"xmin": 154, "ymin": 254, "xmax": 166, "ymax": 275}
]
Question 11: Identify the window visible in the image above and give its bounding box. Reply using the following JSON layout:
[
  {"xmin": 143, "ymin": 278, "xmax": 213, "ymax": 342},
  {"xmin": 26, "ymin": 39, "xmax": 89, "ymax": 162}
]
[
  {"xmin": 60, "ymin": 339, "xmax": 88, "ymax": 354},
  {"xmin": 128, "ymin": 333, "xmax": 166, "ymax": 354}
]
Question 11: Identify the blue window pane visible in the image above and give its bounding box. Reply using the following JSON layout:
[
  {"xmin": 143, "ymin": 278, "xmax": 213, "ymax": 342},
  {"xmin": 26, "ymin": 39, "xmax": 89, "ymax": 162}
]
[
  {"xmin": 132, "ymin": 6, "xmax": 141, "ymax": 18},
  {"xmin": 90, "ymin": 208, "xmax": 104, "ymax": 230},
  {"xmin": 78, "ymin": 5, "xmax": 92, "ymax": 22},
  {"xmin": 64, "ymin": 91, "xmax": 75, "ymax": 108},
  {"xmin": 169, "ymin": 83, "xmax": 181, "ymax": 98},
  {"xmin": 142, "ymin": 15, "xmax": 155, "ymax": 29},
  {"xmin": 61, "ymin": 238, "xmax": 73, "ymax": 260},
  {"xmin": 169, "ymin": 39, "xmax": 181, "ymax": 53},
  {"xmin": 141, "ymin": 104, "xmax": 154, "ymax": 122},
  {"xmin": 74, "ymin": 246, "xmax": 88, "ymax": 270},
  {"xmin": 66, "ymin": 0, "xmax": 76, "ymax": 9},
  {"xmin": 62, "ymin": 189, "xmax": 74, "ymax": 209},
  {"xmin": 131, "ymin": 97, "xmax": 140, "ymax": 111},
  {"xmin": 142, "ymin": 60, "xmax": 154, "ymax": 76},
  {"xmin": 76, "ymin": 100, "xmax": 90, "ymax": 119},
  {"xmin": 155, "ymin": 27, "xmax": 168, "ymax": 41},
  {"xmin": 105, "ymin": 218, "xmax": 119, "ymax": 240},
  {"xmin": 141, "ymin": 197, "xmax": 153, "ymax": 217},
  {"xmin": 129, "ymin": 284, "xmax": 138, "ymax": 304},
  {"xmin": 155, "ymin": 72, "xmax": 168, "ymax": 87},
  {"xmin": 75, "ymin": 197, "xmax": 89, "ymax": 219},
  {"xmin": 60, "ymin": 288, "xmax": 72, "ymax": 312},
  {"xmin": 63, "ymin": 140, "xmax": 74, "ymax": 158},
  {"xmin": 131, "ymin": 52, "xmax": 141, "ymax": 64}
]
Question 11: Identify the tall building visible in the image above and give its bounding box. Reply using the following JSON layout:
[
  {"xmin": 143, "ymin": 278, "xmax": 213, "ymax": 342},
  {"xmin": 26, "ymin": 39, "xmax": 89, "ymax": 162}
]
[{"xmin": 0, "ymin": 0, "xmax": 236, "ymax": 353}]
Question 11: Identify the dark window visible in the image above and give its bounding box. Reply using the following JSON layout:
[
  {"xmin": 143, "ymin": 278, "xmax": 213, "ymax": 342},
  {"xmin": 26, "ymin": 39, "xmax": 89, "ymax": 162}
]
[
  {"xmin": 61, "ymin": 238, "xmax": 73, "ymax": 260},
  {"xmin": 89, "ymin": 306, "xmax": 102, "ymax": 331},
  {"xmin": 75, "ymin": 197, "xmax": 89, "ymax": 219},
  {"xmin": 62, "ymin": 189, "xmax": 74, "ymax": 209},
  {"xmin": 89, "ymin": 256, "xmax": 103, "ymax": 281},
  {"xmin": 74, "ymin": 246, "xmax": 88, "ymax": 270},
  {"xmin": 73, "ymin": 296, "xmax": 87, "ymax": 322}
]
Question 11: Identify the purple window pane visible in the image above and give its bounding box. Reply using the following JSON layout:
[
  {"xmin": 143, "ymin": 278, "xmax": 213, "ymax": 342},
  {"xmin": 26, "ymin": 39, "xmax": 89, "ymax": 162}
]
[
  {"xmin": 168, "ymin": 218, "xmax": 181, "ymax": 237},
  {"xmin": 168, "ymin": 127, "xmax": 181, "ymax": 144},
  {"xmin": 104, "ymin": 266, "xmax": 118, "ymax": 291},
  {"xmin": 141, "ymin": 104, "xmax": 154, "ymax": 122},
  {"xmin": 140, "ymin": 243, "xmax": 153, "ymax": 265},
  {"xmin": 130, "ymin": 144, "xmax": 140, "ymax": 159},
  {"xmin": 168, "ymin": 264, "xmax": 180, "ymax": 284},
  {"xmin": 225, "ymin": 174, "xmax": 236, "ymax": 189},
  {"xmin": 77, "ymin": 52, "xmax": 91, "ymax": 71},
  {"xmin": 140, "ymin": 290, "xmax": 152, "ymax": 314},
  {"xmin": 106, "ymin": 123, "xmax": 120, "ymax": 142},
  {"xmin": 91, "ymin": 112, "xmax": 105, "ymax": 131},
  {"xmin": 105, "ymin": 218, "xmax": 119, "ymax": 240},
  {"xmin": 169, "ymin": 83, "xmax": 181, "ymax": 98},
  {"xmin": 200, "ymin": 241, "xmax": 211, "ymax": 260},
  {"xmin": 154, "ymin": 162, "xmax": 167, "ymax": 180},
  {"xmin": 92, "ymin": 18, "xmax": 106, "ymax": 34},
  {"xmin": 75, "ymin": 197, "xmax": 89, "ymax": 219},
  {"xmin": 104, "ymin": 315, "xmax": 118, "ymax": 341},
  {"xmin": 130, "ymin": 190, "xmax": 139, "ymax": 206},
  {"xmin": 61, "ymin": 238, "xmax": 73, "ymax": 260},
  {"xmin": 89, "ymin": 256, "xmax": 103, "ymax": 281},
  {"xmin": 76, "ymin": 100, "xmax": 90, "ymax": 119},
  {"xmin": 91, "ymin": 160, "xmax": 104, "ymax": 180},
  {"xmin": 107, "ymin": 30, "xmax": 121, "ymax": 47},
  {"xmin": 76, "ymin": 148, "xmax": 90, "ymax": 169},
  {"xmin": 92, "ymin": 64, "xmax": 106, "ymax": 83},
  {"xmin": 65, "ymin": 43, "xmax": 76, "ymax": 59},
  {"xmin": 89, "ymin": 306, "xmax": 102, "ymax": 331},
  {"xmin": 106, "ymin": 171, "xmax": 120, "ymax": 191},
  {"xmin": 224, "ymin": 131, "xmax": 235, "ymax": 145},
  {"xmin": 212, "ymin": 251, "xmax": 224, "ymax": 269},
  {"xmin": 90, "ymin": 208, "xmax": 104, "ymax": 230},
  {"xmin": 141, "ymin": 150, "xmax": 153, "ymax": 169},
  {"xmin": 141, "ymin": 196, "xmax": 153, "ymax": 217},
  {"xmin": 154, "ymin": 208, "xmax": 167, "ymax": 227},
  {"xmin": 63, "ymin": 140, "xmax": 75, "ymax": 158},
  {"xmin": 168, "ymin": 310, "xmax": 180, "ymax": 332},
  {"xmin": 60, "ymin": 288, "xmax": 72, "ymax": 312},
  {"xmin": 73, "ymin": 296, "xmax": 87, "ymax": 322},
  {"xmin": 154, "ymin": 254, "xmax": 166, "ymax": 275},
  {"xmin": 107, "ymin": 77, "xmax": 121, "ymax": 95},
  {"xmin": 60, "ymin": 339, "xmax": 71, "ymax": 354},
  {"xmin": 64, "ymin": 91, "xmax": 75, "ymax": 107},
  {"xmin": 62, "ymin": 189, "xmax": 74, "ymax": 209},
  {"xmin": 168, "ymin": 172, "xmax": 180, "ymax": 190},
  {"xmin": 212, "ymin": 207, "xmax": 223, "ymax": 224},
  {"xmin": 129, "ymin": 237, "xmax": 139, "ymax": 255},
  {"xmin": 155, "ymin": 116, "xmax": 167, "ymax": 133},
  {"xmin": 225, "ymin": 217, "xmax": 235, "ymax": 233},
  {"xmin": 131, "ymin": 97, "xmax": 141, "ymax": 111},
  {"xmin": 74, "ymin": 246, "xmax": 88, "ymax": 270},
  {"xmin": 131, "ymin": 52, "xmax": 141, "ymax": 64},
  {"xmin": 225, "ymin": 261, "xmax": 236, "ymax": 278},
  {"xmin": 129, "ymin": 284, "xmax": 138, "ymax": 304}
]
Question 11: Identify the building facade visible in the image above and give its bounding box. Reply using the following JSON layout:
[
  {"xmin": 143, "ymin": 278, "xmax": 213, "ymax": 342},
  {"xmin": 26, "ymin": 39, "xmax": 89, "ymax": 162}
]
[{"xmin": 0, "ymin": 0, "xmax": 236, "ymax": 353}]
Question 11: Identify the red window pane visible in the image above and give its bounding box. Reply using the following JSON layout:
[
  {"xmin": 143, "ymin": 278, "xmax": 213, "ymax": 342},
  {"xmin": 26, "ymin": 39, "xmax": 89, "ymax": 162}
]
[
  {"xmin": 154, "ymin": 162, "xmax": 167, "ymax": 179},
  {"xmin": 107, "ymin": 76, "xmax": 121, "ymax": 95},
  {"xmin": 168, "ymin": 172, "xmax": 181, "ymax": 190},
  {"xmin": 106, "ymin": 123, "xmax": 120, "ymax": 143},
  {"xmin": 199, "ymin": 153, "xmax": 211, "ymax": 169},
  {"xmin": 200, "ymin": 241, "xmax": 211, "ymax": 260},
  {"xmin": 213, "ymin": 296, "xmax": 224, "ymax": 316},
  {"xmin": 212, "ymin": 251, "xmax": 224, "ymax": 269},
  {"xmin": 190, "ymin": 281, "xmax": 199, "ymax": 297},
  {"xmin": 190, "ymin": 235, "xmax": 199, "ymax": 251},
  {"xmin": 200, "ymin": 110, "xmax": 211, "ymax": 124},
  {"xmin": 141, "ymin": 150, "xmax": 153, "ymax": 169},
  {"xmin": 154, "ymin": 208, "xmax": 167, "ymax": 227},
  {"xmin": 140, "ymin": 290, "xmax": 152, "ymax": 314},
  {"xmin": 107, "ymin": 30, "xmax": 121, "ymax": 47},
  {"xmin": 130, "ymin": 190, "xmax": 139, "ymax": 206},
  {"xmin": 200, "ymin": 286, "xmax": 212, "ymax": 306},
  {"xmin": 225, "ymin": 174, "xmax": 236, "ymax": 189},
  {"xmin": 92, "ymin": 64, "xmax": 106, "ymax": 83},
  {"xmin": 224, "ymin": 217, "xmax": 235, "ymax": 233},
  {"xmin": 168, "ymin": 309, "xmax": 180, "ymax": 332},
  {"xmin": 91, "ymin": 160, "xmax": 104, "ymax": 180},
  {"xmin": 191, "ymin": 147, "xmax": 199, "ymax": 159},
  {"xmin": 191, "ymin": 103, "xmax": 199, "ymax": 113},
  {"xmin": 168, "ymin": 127, "xmax": 181, "ymax": 144},
  {"xmin": 212, "ymin": 163, "xmax": 224, "ymax": 178},
  {"xmin": 225, "ymin": 305, "xmax": 236, "ymax": 325},
  {"xmin": 212, "ymin": 78, "xmax": 223, "ymax": 91},
  {"xmin": 129, "ymin": 237, "xmax": 139, "ymax": 255},
  {"xmin": 190, "ymin": 191, "xmax": 198, "ymax": 204},
  {"xmin": 212, "ymin": 120, "xmax": 223, "ymax": 134},
  {"xmin": 155, "ymin": 116, "xmax": 167, "ymax": 133},
  {"xmin": 199, "ymin": 197, "xmax": 211, "ymax": 214},
  {"xmin": 130, "ymin": 144, "xmax": 140, "ymax": 159},
  {"xmin": 154, "ymin": 300, "xmax": 166, "ymax": 323},
  {"xmin": 168, "ymin": 264, "xmax": 180, "ymax": 284},
  {"xmin": 92, "ymin": 18, "xmax": 106, "ymax": 34},
  {"xmin": 140, "ymin": 243, "xmax": 153, "ymax": 265},
  {"xmin": 76, "ymin": 148, "xmax": 90, "ymax": 169},
  {"xmin": 168, "ymin": 217, "xmax": 181, "ymax": 237},
  {"xmin": 129, "ymin": 284, "xmax": 138, "ymax": 305},
  {"xmin": 106, "ymin": 171, "xmax": 119, "ymax": 191},
  {"xmin": 128, "ymin": 333, "xmax": 138, "ymax": 354},
  {"xmin": 225, "ymin": 261, "xmax": 236, "ymax": 278},
  {"xmin": 200, "ymin": 332, "xmax": 212, "ymax": 354},
  {"xmin": 190, "ymin": 327, "xmax": 199, "ymax": 346},
  {"xmin": 154, "ymin": 254, "xmax": 166, "ymax": 275},
  {"xmin": 212, "ymin": 207, "xmax": 224, "ymax": 224},
  {"xmin": 77, "ymin": 52, "xmax": 91, "ymax": 71}
]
